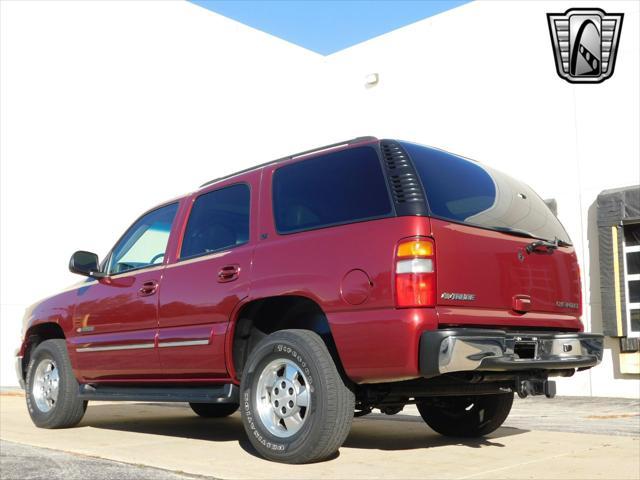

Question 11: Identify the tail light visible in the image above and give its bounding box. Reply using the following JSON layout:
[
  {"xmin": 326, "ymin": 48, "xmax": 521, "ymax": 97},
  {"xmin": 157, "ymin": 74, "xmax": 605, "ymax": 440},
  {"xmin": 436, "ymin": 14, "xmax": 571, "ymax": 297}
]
[
  {"xmin": 575, "ymin": 258, "xmax": 584, "ymax": 317},
  {"xmin": 395, "ymin": 237, "xmax": 436, "ymax": 308}
]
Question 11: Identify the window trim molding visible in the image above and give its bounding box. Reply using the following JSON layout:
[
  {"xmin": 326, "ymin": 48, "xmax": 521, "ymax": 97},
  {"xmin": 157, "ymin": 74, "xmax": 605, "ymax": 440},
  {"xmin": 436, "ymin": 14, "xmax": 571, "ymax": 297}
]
[{"xmin": 177, "ymin": 241, "xmax": 249, "ymax": 263}]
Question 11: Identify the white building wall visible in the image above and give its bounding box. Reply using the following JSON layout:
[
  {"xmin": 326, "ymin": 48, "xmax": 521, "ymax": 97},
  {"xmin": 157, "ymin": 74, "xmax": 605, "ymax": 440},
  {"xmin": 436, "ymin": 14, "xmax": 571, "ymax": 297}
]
[{"xmin": 1, "ymin": 0, "xmax": 638, "ymax": 396}]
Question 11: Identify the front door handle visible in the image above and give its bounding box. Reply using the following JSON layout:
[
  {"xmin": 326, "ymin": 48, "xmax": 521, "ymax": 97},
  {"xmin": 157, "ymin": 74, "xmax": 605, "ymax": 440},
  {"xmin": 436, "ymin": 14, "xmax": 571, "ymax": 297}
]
[
  {"xmin": 218, "ymin": 264, "xmax": 240, "ymax": 283},
  {"xmin": 138, "ymin": 280, "xmax": 158, "ymax": 296}
]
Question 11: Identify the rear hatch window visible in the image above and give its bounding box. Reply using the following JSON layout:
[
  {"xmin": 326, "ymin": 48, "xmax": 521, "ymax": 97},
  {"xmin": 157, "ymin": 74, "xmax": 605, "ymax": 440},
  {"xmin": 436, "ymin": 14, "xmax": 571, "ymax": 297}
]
[{"xmin": 400, "ymin": 141, "xmax": 571, "ymax": 245}]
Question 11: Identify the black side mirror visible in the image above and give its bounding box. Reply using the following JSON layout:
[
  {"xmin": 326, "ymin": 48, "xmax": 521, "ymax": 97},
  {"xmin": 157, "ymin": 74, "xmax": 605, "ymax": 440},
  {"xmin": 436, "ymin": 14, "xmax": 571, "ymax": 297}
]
[{"xmin": 69, "ymin": 251, "xmax": 105, "ymax": 278}]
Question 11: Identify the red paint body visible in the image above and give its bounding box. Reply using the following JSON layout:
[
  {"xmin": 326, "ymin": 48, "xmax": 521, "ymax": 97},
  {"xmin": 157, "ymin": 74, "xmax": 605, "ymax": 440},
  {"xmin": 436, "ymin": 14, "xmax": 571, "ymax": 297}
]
[{"xmin": 18, "ymin": 138, "xmax": 583, "ymax": 386}]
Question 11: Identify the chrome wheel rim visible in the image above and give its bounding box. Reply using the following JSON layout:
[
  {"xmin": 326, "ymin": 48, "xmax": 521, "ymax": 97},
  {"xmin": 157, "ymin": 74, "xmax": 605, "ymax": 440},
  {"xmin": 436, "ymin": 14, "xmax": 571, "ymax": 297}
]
[
  {"xmin": 255, "ymin": 358, "xmax": 311, "ymax": 438},
  {"xmin": 32, "ymin": 359, "xmax": 60, "ymax": 413}
]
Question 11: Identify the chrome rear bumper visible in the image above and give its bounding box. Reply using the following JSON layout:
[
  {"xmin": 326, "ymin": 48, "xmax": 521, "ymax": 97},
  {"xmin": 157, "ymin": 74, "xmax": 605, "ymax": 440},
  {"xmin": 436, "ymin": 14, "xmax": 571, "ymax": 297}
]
[{"xmin": 419, "ymin": 329, "xmax": 603, "ymax": 378}]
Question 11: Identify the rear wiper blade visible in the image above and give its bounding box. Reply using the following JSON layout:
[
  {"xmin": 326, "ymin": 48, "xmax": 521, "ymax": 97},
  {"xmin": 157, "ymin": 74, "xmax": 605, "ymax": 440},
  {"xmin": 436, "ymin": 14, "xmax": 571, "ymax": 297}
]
[
  {"xmin": 490, "ymin": 226, "xmax": 539, "ymax": 239},
  {"xmin": 526, "ymin": 236, "xmax": 571, "ymax": 254},
  {"xmin": 491, "ymin": 226, "xmax": 573, "ymax": 249}
]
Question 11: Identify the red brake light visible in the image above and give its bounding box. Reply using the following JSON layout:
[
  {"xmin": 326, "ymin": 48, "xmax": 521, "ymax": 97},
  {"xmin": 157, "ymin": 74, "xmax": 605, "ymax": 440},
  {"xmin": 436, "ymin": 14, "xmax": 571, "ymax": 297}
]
[{"xmin": 395, "ymin": 238, "xmax": 436, "ymax": 308}]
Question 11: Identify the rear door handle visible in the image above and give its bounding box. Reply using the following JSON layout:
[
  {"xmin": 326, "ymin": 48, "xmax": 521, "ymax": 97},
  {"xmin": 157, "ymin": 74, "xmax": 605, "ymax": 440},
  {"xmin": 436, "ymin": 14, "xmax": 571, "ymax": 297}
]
[
  {"xmin": 138, "ymin": 280, "xmax": 158, "ymax": 296},
  {"xmin": 218, "ymin": 264, "xmax": 240, "ymax": 283}
]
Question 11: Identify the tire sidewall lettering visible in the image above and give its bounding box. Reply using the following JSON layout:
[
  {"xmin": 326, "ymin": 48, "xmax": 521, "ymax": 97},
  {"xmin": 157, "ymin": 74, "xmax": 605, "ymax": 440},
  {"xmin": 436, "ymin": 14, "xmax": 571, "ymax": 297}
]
[
  {"xmin": 274, "ymin": 343, "xmax": 314, "ymax": 389},
  {"xmin": 242, "ymin": 387, "xmax": 286, "ymax": 452},
  {"xmin": 25, "ymin": 358, "xmax": 37, "ymax": 415}
]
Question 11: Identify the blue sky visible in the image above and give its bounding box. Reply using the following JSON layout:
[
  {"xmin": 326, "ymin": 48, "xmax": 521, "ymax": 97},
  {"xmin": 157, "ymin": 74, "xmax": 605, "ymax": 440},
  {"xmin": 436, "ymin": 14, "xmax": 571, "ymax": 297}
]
[{"xmin": 190, "ymin": 1, "xmax": 472, "ymax": 55}]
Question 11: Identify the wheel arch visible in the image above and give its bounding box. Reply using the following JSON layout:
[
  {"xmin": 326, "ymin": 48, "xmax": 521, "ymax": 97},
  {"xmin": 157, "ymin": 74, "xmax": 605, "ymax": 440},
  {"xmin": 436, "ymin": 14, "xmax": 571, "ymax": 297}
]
[
  {"xmin": 20, "ymin": 322, "xmax": 66, "ymax": 384},
  {"xmin": 229, "ymin": 295, "xmax": 348, "ymax": 383}
]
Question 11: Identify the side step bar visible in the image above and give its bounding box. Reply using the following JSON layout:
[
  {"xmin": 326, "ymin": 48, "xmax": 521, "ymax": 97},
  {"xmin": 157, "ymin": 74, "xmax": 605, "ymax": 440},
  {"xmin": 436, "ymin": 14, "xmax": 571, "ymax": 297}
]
[{"xmin": 78, "ymin": 383, "xmax": 239, "ymax": 404}]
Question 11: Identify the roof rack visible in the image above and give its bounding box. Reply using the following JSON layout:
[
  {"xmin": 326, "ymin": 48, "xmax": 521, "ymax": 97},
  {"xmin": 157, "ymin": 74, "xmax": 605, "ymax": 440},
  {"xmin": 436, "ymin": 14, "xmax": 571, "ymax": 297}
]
[{"xmin": 199, "ymin": 136, "xmax": 378, "ymax": 188}]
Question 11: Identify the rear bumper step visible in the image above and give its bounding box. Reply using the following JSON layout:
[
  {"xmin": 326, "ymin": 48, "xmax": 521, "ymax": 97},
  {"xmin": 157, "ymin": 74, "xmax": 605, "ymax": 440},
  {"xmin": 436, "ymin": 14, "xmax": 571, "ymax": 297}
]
[
  {"xmin": 419, "ymin": 329, "xmax": 603, "ymax": 378},
  {"xmin": 78, "ymin": 383, "xmax": 239, "ymax": 404}
]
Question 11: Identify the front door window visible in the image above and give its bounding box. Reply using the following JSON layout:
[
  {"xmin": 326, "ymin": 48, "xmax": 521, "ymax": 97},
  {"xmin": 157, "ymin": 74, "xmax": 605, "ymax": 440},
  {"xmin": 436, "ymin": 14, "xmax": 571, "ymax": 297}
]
[{"xmin": 107, "ymin": 203, "xmax": 179, "ymax": 275}]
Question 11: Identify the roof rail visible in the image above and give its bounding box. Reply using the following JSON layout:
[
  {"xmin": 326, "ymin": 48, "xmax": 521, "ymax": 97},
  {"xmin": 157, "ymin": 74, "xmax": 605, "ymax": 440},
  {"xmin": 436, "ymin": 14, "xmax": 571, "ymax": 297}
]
[{"xmin": 199, "ymin": 136, "xmax": 378, "ymax": 188}]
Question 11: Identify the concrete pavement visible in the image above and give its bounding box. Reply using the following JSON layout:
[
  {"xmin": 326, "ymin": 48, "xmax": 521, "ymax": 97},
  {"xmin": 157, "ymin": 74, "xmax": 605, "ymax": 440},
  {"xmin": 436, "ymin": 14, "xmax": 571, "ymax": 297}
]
[
  {"xmin": 1, "ymin": 392, "xmax": 638, "ymax": 479},
  {"xmin": 0, "ymin": 440, "xmax": 201, "ymax": 480}
]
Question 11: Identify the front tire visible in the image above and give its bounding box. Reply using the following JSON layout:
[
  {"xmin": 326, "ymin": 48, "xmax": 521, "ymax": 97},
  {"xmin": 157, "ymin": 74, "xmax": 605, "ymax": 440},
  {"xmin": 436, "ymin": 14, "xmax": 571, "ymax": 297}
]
[
  {"xmin": 240, "ymin": 329, "xmax": 354, "ymax": 464},
  {"xmin": 25, "ymin": 339, "xmax": 87, "ymax": 429},
  {"xmin": 416, "ymin": 393, "xmax": 513, "ymax": 437},
  {"xmin": 189, "ymin": 402, "xmax": 238, "ymax": 418}
]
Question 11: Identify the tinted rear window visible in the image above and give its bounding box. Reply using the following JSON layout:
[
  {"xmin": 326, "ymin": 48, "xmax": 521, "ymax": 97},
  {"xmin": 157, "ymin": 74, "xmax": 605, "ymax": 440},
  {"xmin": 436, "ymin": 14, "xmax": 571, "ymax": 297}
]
[
  {"xmin": 273, "ymin": 146, "xmax": 392, "ymax": 233},
  {"xmin": 181, "ymin": 184, "xmax": 250, "ymax": 259},
  {"xmin": 401, "ymin": 142, "xmax": 571, "ymax": 244}
]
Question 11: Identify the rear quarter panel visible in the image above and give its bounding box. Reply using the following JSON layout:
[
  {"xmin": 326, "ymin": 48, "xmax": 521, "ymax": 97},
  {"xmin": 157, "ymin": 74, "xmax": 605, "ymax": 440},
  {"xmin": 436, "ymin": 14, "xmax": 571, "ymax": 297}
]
[{"xmin": 249, "ymin": 164, "xmax": 436, "ymax": 382}]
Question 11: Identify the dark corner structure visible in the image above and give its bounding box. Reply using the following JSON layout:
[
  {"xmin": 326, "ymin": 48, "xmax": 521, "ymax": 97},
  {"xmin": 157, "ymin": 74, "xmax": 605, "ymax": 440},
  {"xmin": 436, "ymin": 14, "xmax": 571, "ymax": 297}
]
[{"xmin": 597, "ymin": 185, "xmax": 640, "ymax": 363}]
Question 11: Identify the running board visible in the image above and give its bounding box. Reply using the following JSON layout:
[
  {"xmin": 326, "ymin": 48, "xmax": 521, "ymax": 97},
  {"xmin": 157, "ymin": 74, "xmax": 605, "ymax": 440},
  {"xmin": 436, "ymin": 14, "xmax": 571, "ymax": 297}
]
[{"xmin": 78, "ymin": 383, "xmax": 238, "ymax": 404}]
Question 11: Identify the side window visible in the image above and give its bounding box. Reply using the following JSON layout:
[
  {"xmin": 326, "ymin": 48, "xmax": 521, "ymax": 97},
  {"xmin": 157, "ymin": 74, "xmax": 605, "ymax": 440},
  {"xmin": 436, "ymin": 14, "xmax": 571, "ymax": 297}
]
[
  {"xmin": 180, "ymin": 184, "xmax": 250, "ymax": 259},
  {"xmin": 273, "ymin": 146, "xmax": 392, "ymax": 234},
  {"xmin": 107, "ymin": 203, "xmax": 179, "ymax": 275}
]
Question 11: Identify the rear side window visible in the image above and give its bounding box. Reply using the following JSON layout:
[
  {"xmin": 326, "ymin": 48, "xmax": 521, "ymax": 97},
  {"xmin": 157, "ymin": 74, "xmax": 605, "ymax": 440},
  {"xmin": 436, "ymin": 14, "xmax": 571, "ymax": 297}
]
[
  {"xmin": 401, "ymin": 141, "xmax": 571, "ymax": 244},
  {"xmin": 180, "ymin": 184, "xmax": 250, "ymax": 259},
  {"xmin": 273, "ymin": 146, "xmax": 392, "ymax": 233}
]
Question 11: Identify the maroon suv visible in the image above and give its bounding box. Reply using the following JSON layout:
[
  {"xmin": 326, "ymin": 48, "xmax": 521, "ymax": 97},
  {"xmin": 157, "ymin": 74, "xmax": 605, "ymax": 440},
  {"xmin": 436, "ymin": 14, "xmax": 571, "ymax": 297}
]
[{"xmin": 16, "ymin": 137, "xmax": 603, "ymax": 463}]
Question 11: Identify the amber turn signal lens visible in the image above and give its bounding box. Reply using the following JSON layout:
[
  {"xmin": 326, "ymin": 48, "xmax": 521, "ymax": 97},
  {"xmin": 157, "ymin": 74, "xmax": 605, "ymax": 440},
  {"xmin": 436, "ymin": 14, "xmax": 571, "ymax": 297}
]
[{"xmin": 397, "ymin": 239, "xmax": 434, "ymax": 258}]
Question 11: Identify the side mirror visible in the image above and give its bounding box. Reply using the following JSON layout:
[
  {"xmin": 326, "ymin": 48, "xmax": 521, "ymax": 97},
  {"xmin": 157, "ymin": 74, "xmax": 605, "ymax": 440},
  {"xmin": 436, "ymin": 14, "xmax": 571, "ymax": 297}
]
[{"xmin": 69, "ymin": 251, "xmax": 105, "ymax": 278}]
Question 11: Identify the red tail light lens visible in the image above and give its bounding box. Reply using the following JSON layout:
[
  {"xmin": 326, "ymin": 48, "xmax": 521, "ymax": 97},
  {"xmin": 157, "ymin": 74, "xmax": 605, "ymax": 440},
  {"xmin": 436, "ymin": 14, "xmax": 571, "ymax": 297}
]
[
  {"xmin": 395, "ymin": 238, "xmax": 436, "ymax": 308},
  {"xmin": 396, "ymin": 273, "xmax": 436, "ymax": 307}
]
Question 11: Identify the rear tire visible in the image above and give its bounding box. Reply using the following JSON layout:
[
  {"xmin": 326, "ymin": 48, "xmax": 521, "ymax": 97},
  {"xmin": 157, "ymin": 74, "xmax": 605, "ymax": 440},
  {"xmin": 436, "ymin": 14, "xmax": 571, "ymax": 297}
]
[
  {"xmin": 189, "ymin": 402, "xmax": 238, "ymax": 418},
  {"xmin": 416, "ymin": 393, "xmax": 513, "ymax": 437},
  {"xmin": 25, "ymin": 339, "xmax": 87, "ymax": 429},
  {"xmin": 240, "ymin": 329, "xmax": 354, "ymax": 464}
]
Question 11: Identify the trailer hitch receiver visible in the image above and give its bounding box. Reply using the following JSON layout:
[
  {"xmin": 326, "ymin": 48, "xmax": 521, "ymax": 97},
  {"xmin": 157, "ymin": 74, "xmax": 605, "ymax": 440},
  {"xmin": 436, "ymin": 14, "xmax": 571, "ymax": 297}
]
[{"xmin": 516, "ymin": 378, "xmax": 556, "ymax": 399}]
